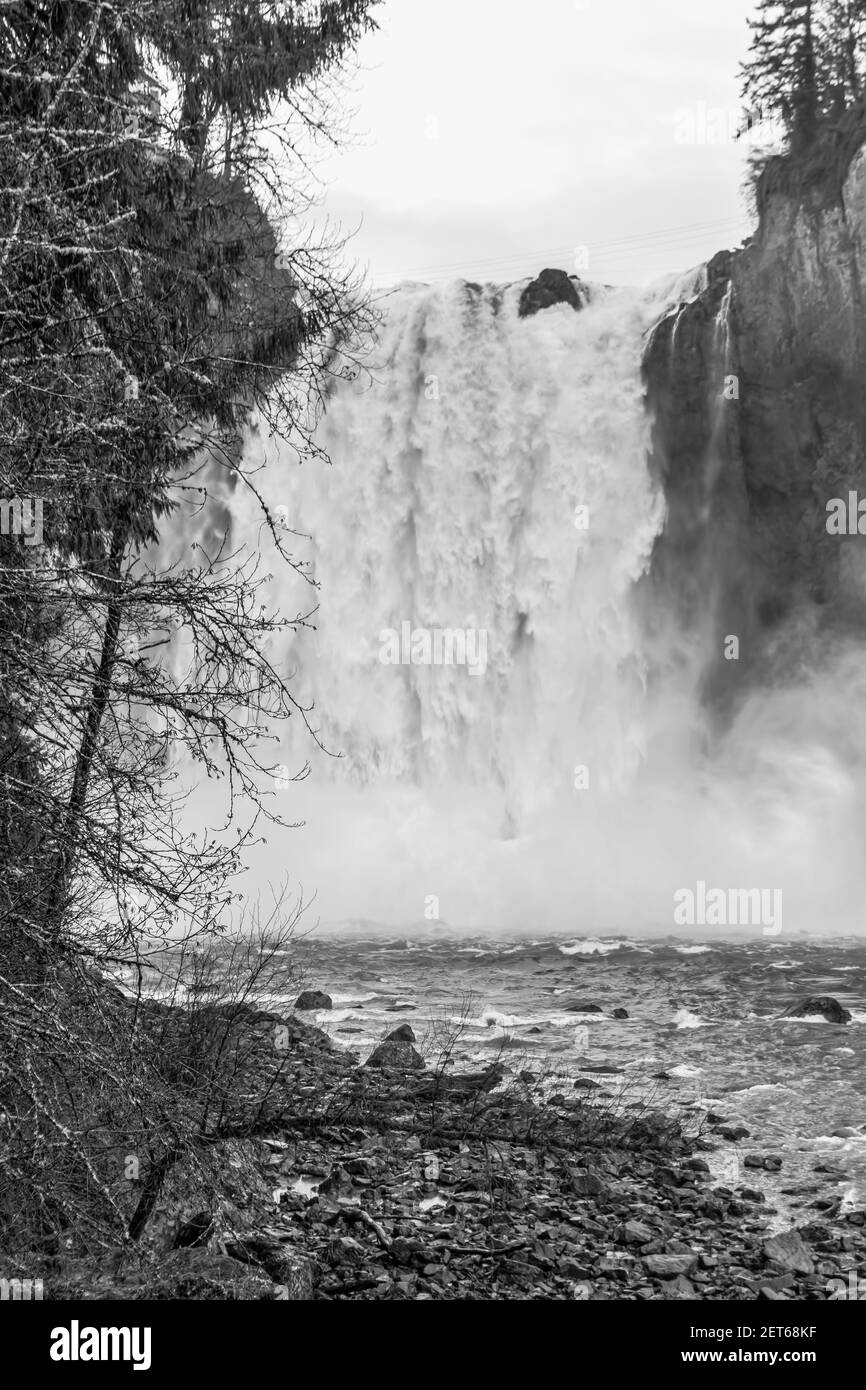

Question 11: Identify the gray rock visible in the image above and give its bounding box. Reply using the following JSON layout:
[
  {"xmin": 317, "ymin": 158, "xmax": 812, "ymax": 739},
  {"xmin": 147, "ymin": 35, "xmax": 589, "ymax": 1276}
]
[
  {"xmin": 719, "ymin": 1125, "xmax": 750, "ymax": 1141},
  {"xmin": 763, "ymin": 1230, "xmax": 814, "ymax": 1275},
  {"xmin": 518, "ymin": 268, "xmax": 586, "ymax": 318},
  {"xmin": 621, "ymin": 1220, "xmax": 654, "ymax": 1245},
  {"xmin": 364, "ymin": 1039, "xmax": 425, "ymax": 1071},
  {"xmin": 294, "ymin": 990, "xmax": 332, "ymax": 1011},
  {"xmin": 663, "ymin": 1274, "xmax": 696, "ymax": 1299},
  {"xmin": 571, "ymin": 1172, "xmax": 606, "ymax": 1197},
  {"xmin": 644, "ymin": 1253, "xmax": 698, "ymax": 1278},
  {"xmin": 383, "ymin": 1023, "xmax": 416, "ymax": 1043},
  {"xmin": 780, "ymin": 996, "xmax": 851, "ymax": 1024}
]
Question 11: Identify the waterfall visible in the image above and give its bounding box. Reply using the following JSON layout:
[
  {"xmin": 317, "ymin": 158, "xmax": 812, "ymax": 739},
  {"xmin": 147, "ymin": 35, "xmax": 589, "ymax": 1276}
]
[
  {"xmin": 172, "ymin": 272, "xmax": 866, "ymax": 936},
  {"xmin": 219, "ymin": 278, "xmax": 671, "ymax": 928}
]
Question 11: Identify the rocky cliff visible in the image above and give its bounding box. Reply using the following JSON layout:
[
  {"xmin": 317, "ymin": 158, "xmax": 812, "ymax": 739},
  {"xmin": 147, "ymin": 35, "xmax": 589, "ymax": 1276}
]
[{"xmin": 643, "ymin": 138, "xmax": 866, "ymax": 710}]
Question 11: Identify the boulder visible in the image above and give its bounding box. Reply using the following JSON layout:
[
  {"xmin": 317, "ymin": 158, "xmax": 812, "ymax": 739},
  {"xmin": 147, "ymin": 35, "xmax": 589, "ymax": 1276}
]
[
  {"xmin": 718, "ymin": 1125, "xmax": 750, "ymax": 1141},
  {"xmin": 662, "ymin": 1275, "xmax": 696, "ymax": 1299},
  {"xmin": 612, "ymin": 1008, "xmax": 629, "ymax": 1019},
  {"xmin": 364, "ymin": 1039, "xmax": 425, "ymax": 1071},
  {"xmin": 621, "ymin": 1220, "xmax": 654, "ymax": 1245},
  {"xmin": 780, "ymin": 995, "xmax": 851, "ymax": 1023},
  {"xmin": 763, "ymin": 1230, "xmax": 814, "ymax": 1275},
  {"xmin": 565, "ymin": 1001, "xmax": 604, "ymax": 1014},
  {"xmin": 294, "ymin": 990, "xmax": 332, "ymax": 1011},
  {"xmin": 518, "ymin": 268, "xmax": 585, "ymax": 318},
  {"xmin": 383, "ymin": 1023, "xmax": 416, "ymax": 1043},
  {"xmin": 570, "ymin": 1171, "xmax": 606, "ymax": 1197}
]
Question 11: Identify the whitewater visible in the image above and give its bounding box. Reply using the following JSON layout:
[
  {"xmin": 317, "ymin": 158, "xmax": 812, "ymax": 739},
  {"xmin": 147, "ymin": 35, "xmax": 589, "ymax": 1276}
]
[{"xmin": 172, "ymin": 268, "xmax": 866, "ymax": 936}]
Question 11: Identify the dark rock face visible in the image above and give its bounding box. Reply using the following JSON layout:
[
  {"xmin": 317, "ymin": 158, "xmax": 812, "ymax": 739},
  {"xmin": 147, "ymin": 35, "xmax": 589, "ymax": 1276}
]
[
  {"xmin": 565, "ymin": 1001, "xmax": 604, "ymax": 1014},
  {"xmin": 643, "ymin": 145, "xmax": 866, "ymax": 709},
  {"xmin": 518, "ymin": 268, "xmax": 586, "ymax": 318},
  {"xmin": 364, "ymin": 1039, "xmax": 425, "ymax": 1071},
  {"xmin": 295, "ymin": 990, "xmax": 332, "ymax": 1011},
  {"xmin": 780, "ymin": 995, "xmax": 852, "ymax": 1023},
  {"xmin": 383, "ymin": 1023, "xmax": 416, "ymax": 1043}
]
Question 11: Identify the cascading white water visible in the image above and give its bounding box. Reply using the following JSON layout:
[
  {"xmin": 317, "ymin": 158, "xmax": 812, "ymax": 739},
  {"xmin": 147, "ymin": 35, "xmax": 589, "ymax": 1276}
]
[
  {"xmin": 175, "ymin": 272, "xmax": 866, "ymax": 936},
  {"xmin": 226, "ymin": 279, "xmax": 671, "ymax": 928}
]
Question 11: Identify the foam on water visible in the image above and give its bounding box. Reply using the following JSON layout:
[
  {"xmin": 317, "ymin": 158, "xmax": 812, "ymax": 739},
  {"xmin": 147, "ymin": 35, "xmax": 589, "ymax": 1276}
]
[{"xmin": 163, "ymin": 273, "xmax": 866, "ymax": 937}]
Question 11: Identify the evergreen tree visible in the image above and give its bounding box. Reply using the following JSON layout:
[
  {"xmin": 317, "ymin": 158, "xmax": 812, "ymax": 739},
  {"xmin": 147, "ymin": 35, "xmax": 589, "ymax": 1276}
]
[
  {"xmin": 821, "ymin": 0, "xmax": 866, "ymax": 107},
  {"xmin": 0, "ymin": 0, "xmax": 379, "ymax": 964},
  {"xmin": 742, "ymin": 0, "xmax": 823, "ymax": 150},
  {"xmin": 0, "ymin": 1, "xmax": 378, "ymax": 1255}
]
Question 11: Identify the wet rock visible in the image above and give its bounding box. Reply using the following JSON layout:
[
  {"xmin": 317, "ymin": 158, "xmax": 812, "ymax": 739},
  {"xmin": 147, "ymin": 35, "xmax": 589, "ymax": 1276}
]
[
  {"xmin": 565, "ymin": 1001, "xmax": 604, "ymax": 1014},
  {"xmin": 663, "ymin": 1274, "xmax": 696, "ymax": 1299},
  {"xmin": 718, "ymin": 1125, "xmax": 750, "ymax": 1141},
  {"xmin": 780, "ymin": 996, "xmax": 851, "ymax": 1024},
  {"xmin": 364, "ymin": 1039, "xmax": 425, "ymax": 1071},
  {"xmin": 383, "ymin": 1024, "xmax": 417, "ymax": 1043},
  {"xmin": 621, "ymin": 1220, "xmax": 654, "ymax": 1245},
  {"xmin": 763, "ymin": 1230, "xmax": 815, "ymax": 1275},
  {"xmin": 518, "ymin": 268, "xmax": 586, "ymax": 318},
  {"xmin": 612, "ymin": 1008, "xmax": 629, "ymax": 1019},
  {"xmin": 644, "ymin": 1252, "xmax": 698, "ymax": 1277},
  {"xmin": 295, "ymin": 990, "xmax": 332, "ymax": 1011},
  {"xmin": 571, "ymin": 1172, "xmax": 607, "ymax": 1197}
]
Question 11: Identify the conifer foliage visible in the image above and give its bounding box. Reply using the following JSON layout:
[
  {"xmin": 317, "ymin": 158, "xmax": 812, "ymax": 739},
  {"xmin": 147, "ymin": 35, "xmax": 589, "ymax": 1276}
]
[
  {"xmin": 742, "ymin": 0, "xmax": 866, "ymax": 150},
  {"xmin": 0, "ymin": 1, "xmax": 377, "ymax": 1257}
]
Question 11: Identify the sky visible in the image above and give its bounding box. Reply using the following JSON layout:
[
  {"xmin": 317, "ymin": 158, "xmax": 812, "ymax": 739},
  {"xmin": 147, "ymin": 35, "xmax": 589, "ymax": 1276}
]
[{"xmin": 315, "ymin": 0, "xmax": 764, "ymax": 290}]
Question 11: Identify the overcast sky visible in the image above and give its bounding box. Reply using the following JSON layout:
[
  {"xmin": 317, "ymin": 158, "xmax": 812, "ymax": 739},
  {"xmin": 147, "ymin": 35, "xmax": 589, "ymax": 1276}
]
[{"xmin": 317, "ymin": 0, "xmax": 761, "ymax": 290}]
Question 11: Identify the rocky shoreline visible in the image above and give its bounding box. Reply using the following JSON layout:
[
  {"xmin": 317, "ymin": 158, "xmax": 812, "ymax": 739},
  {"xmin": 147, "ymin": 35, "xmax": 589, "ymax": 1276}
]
[{"xmin": 29, "ymin": 989, "xmax": 866, "ymax": 1302}]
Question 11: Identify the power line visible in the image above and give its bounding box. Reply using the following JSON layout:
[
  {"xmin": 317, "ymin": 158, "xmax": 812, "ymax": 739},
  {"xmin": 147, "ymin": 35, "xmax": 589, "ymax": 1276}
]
[{"xmin": 369, "ymin": 214, "xmax": 751, "ymax": 285}]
